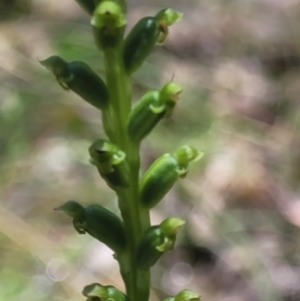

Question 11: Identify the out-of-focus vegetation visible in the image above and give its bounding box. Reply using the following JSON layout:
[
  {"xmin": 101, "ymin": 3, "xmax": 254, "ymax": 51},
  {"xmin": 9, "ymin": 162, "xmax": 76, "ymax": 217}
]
[{"xmin": 1, "ymin": 0, "xmax": 300, "ymax": 300}]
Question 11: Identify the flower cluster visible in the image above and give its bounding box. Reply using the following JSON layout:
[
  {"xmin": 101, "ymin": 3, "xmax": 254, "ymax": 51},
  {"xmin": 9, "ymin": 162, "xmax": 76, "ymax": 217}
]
[{"xmin": 41, "ymin": 1, "xmax": 201, "ymax": 301}]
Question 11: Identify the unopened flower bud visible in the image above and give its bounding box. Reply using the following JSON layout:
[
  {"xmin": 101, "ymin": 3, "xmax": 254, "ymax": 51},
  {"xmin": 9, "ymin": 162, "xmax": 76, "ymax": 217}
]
[
  {"xmin": 140, "ymin": 146, "xmax": 201, "ymax": 208},
  {"xmin": 127, "ymin": 82, "xmax": 182, "ymax": 143},
  {"xmin": 123, "ymin": 16, "xmax": 160, "ymax": 74},
  {"xmin": 139, "ymin": 153, "xmax": 179, "ymax": 208},
  {"xmin": 55, "ymin": 201, "xmax": 126, "ymax": 253},
  {"xmin": 40, "ymin": 56, "xmax": 109, "ymax": 110}
]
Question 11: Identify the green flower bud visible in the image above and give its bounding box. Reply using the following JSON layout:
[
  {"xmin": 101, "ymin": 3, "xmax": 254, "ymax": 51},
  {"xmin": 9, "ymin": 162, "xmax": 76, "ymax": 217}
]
[
  {"xmin": 127, "ymin": 90, "xmax": 161, "ymax": 143},
  {"xmin": 127, "ymin": 82, "xmax": 182, "ymax": 143},
  {"xmin": 155, "ymin": 8, "xmax": 183, "ymax": 43},
  {"xmin": 135, "ymin": 218, "xmax": 184, "ymax": 269},
  {"xmin": 89, "ymin": 139, "xmax": 129, "ymax": 189},
  {"xmin": 40, "ymin": 56, "xmax": 109, "ymax": 110},
  {"xmin": 135, "ymin": 226, "xmax": 165, "ymax": 269},
  {"xmin": 74, "ymin": 0, "xmax": 96, "ymax": 15},
  {"xmin": 140, "ymin": 146, "xmax": 201, "ymax": 208},
  {"xmin": 174, "ymin": 290, "xmax": 200, "ymax": 301},
  {"xmin": 82, "ymin": 283, "xmax": 128, "ymax": 301},
  {"xmin": 123, "ymin": 16, "xmax": 160, "ymax": 74},
  {"xmin": 55, "ymin": 201, "xmax": 126, "ymax": 253},
  {"xmin": 91, "ymin": 1, "xmax": 126, "ymax": 50},
  {"xmin": 139, "ymin": 153, "xmax": 179, "ymax": 208}
]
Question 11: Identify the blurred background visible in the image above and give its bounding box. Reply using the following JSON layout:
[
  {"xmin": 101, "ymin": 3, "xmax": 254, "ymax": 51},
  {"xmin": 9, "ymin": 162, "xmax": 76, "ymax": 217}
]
[{"xmin": 1, "ymin": 0, "xmax": 300, "ymax": 300}]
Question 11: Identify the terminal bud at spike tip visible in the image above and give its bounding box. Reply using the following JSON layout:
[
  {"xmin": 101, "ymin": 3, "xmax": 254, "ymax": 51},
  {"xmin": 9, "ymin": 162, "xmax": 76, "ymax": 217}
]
[
  {"xmin": 40, "ymin": 56, "xmax": 109, "ymax": 110},
  {"xmin": 55, "ymin": 201, "xmax": 126, "ymax": 253},
  {"xmin": 91, "ymin": 1, "xmax": 126, "ymax": 50},
  {"xmin": 89, "ymin": 139, "xmax": 130, "ymax": 189},
  {"xmin": 82, "ymin": 283, "xmax": 128, "ymax": 301}
]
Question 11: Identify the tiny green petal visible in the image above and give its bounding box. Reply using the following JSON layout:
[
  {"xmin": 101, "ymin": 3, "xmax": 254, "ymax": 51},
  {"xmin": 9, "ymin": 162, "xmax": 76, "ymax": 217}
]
[
  {"xmin": 155, "ymin": 8, "xmax": 183, "ymax": 26},
  {"xmin": 159, "ymin": 82, "xmax": 182, "ymax": 116},
  {"xmin": 39, "ymin": 56, "xmax": 70, "ymax": 78},
  {"xmin": 159, "ymin": 82, "xmax": 182, "ymax": 102},
  {"xmin": 174, "ymin": 146, "xmax": 203, "ymax": 166},
  {"xmin": 83, "ymin": 283, "xmax": 107, "ymax": 298},
  {"xmin": 54, "ymin": 200, "xmax": 84, "ymax": 218},
  {"xmin": 82, "ymin": 283, "xmax": 128, "ymax": 301},
  {"xmin": 160, "ymin": 217, "xmax": 185, "ymax": 236},
  {"xmin": 175, "ymin": 290, "xmax": 200, "ymax": 301}
]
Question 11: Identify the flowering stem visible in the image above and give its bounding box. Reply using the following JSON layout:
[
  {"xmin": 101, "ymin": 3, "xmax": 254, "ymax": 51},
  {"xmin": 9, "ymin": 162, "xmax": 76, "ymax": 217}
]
[{"xmin": 103, "ymin": 46, "xmax": 151, "ymax": 301}]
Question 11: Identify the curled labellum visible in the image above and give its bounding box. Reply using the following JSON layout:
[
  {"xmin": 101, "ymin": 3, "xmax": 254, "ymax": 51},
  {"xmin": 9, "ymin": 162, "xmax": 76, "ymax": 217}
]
[
  {"xmin": 40, "ymin": 55, "xmax": 109, "ymax": 110},
  {"xmin": 155, "ymin": 8, "xmax": 183, "ymax": 44},
  {"xmin": 174, "ymin": 290, "xmax": 200, "ymax": 301},
  {"xmin": 135, "ymin": 217, "xmax": 185, "ymax": 269},
  {"xmin": 89, "ymin": 139, "xmax": 130, "ymax": 189},
  {"xmin": 55, "ymin": 200, "xmax": 126, "ymax": 253},
  {"xmin": 82, "ymin": 283, "xmax": 128, "ymax": 301},
  {"xmin": 135, "ymin": 226, "xmax": 165, "ymax": 269},
  {"xmin": 174, "ymin": 145, "xmax": 203, "ymax": 177},
  {"xmin": 123, "ymin": 16, "xmax": 160, "ymax": 74}
]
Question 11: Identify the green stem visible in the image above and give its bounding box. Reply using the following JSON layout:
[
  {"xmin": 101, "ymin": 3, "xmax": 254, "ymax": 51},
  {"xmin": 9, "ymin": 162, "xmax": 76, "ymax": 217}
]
[{"xmin": 103, "ymin": 46, "xmax": 151, "ymax": 301}]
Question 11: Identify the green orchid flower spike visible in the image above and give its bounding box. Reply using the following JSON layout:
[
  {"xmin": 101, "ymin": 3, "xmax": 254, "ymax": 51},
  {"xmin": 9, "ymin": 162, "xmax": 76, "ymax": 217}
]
[{"xmin": 42, "ymin": 2, "xmax": 202, "ymax": 301}]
